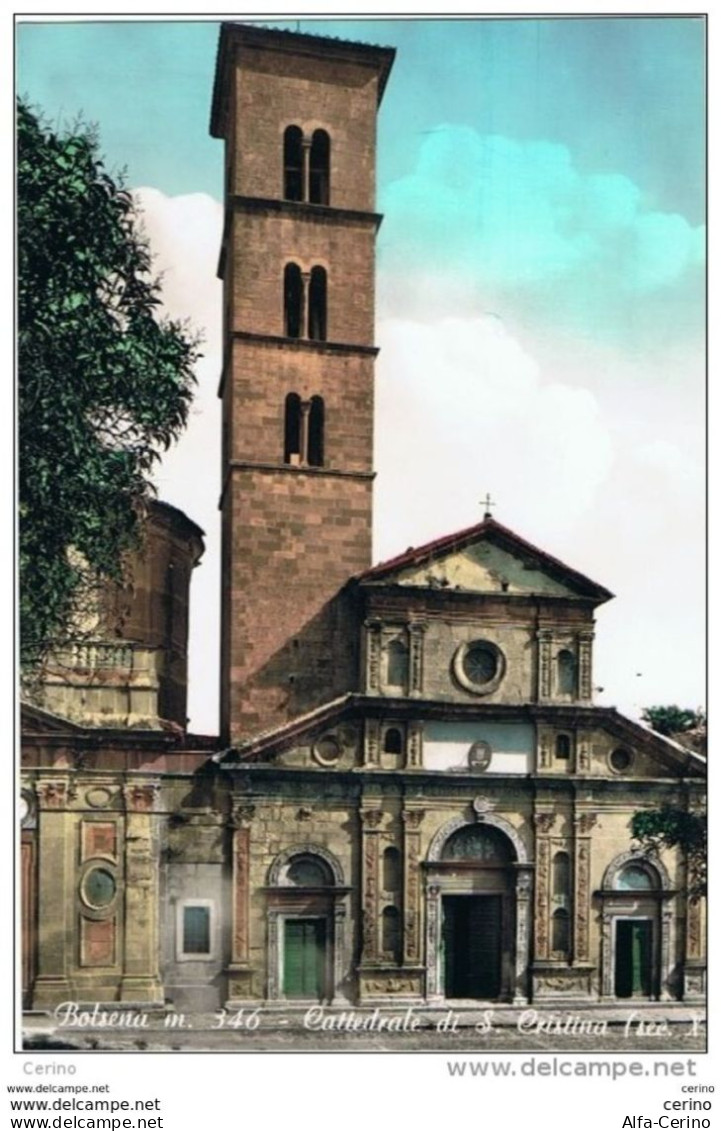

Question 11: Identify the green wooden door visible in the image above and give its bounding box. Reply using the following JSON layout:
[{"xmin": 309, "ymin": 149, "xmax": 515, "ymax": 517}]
[
  {"xmin": 283, "ymin": 918, "xmax": 326, "ymax": 999},
  {"xmin": 615, "ymin": 919, "xmax": 653, "ymax": 998}
]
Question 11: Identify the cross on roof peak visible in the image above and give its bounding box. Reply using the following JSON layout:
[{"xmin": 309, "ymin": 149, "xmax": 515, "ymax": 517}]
[{"xmin": 481, "ymin": 493, "xmax": 496, "ymax": 520}]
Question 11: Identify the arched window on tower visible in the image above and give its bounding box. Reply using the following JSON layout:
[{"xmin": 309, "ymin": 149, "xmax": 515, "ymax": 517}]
[
  {"xmin": 283, "ymin": 126, "xmax": 304, "ymax": 202},
  {"xmin": 284, "ymin": 394, "xmax": 302, "ymax": 465},
  {"xmin": 284, "ymin": 263, "xmax": 303, "ymax": 338},
  {"xmin": 557, "ymin": 649, "xmax": 577, "ymax": 695},
  {"xmin": 309, "ymin": 129, "xmax": 330, "ymax": 205},
  {"xmin": 307, "ymin": 396, "xmax": 324, "ymax": 467},
  {"xmin": 308, "ymin": 266, "xmax": 327, "ymax": 341}
]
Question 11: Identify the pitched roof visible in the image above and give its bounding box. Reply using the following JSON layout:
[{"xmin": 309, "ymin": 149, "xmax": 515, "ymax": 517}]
[
  {"xmin": 213, "ymin": 693, "xmax": 705, "ymax": 778},
  {"xmin": 355, "ymin": 516, "xmax": 613, "ymax": 602}
]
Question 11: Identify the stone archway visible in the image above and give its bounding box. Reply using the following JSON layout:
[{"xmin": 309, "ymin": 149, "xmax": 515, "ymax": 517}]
[
  {"xmin": 598, "ymin": 851, "xmax": 674, "ymax": 1001},
  {"xmin": 266, "ymin": 844, "xmax": 349, "ymax": 1004},
  {"xmin": 425, "ymin": 813, "xmax": 533, "ymax": 1004}
]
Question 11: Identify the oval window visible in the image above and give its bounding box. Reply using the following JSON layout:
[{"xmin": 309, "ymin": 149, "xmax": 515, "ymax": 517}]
[
  {"xmin": 610, "ymin": 747, "xmax": 632, "ymax": 773},
  {"xmin": 82, "ymin": 867, "xmax": 116, "ymax": 909},
  {"xmin": 313, "ymin": 734, "xmax": 341, "ymax": 765}
]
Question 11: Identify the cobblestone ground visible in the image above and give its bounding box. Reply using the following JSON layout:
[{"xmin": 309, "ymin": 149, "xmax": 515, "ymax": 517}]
[{"xmin": 23, "ymin": 1016, "xmax": 706, "ymax": 1055}]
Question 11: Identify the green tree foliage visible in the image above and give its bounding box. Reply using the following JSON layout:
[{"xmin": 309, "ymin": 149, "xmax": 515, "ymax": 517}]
[
  {"xmin": 18, "ymin": 99, "xmax": 198, "ymax": 667},
  {"xmin": 641, "ymin": 705, "xmax": 705, "ymax": 736},
  {"xmin": 631, "ymin": 806, "xmax": 707, "ymax": 898}
]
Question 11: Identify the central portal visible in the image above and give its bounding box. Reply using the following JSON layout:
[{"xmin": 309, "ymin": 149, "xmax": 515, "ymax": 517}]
[{"xmin": 442, "ymin": 895, "xmax": 502, "ymax": 999}]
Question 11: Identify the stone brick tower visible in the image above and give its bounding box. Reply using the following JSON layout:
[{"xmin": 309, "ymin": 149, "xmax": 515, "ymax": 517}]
[{"xmin": 210, "ymin": 24, "xmax": 395, "ymax": 742}]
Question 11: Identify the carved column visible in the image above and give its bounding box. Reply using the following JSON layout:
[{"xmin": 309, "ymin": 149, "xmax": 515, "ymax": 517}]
[
  {"xmin": 686, "ymin": 896, "xmax": 702, "ymax": 961},
  {"xmin": 364, "ymin": 620, "xmax": 382, "ymax": 694},
  {"xmin": 360, "ymin": 808, "xmax": 383, "ymax": 963},
  {"xmin": 227, "ymin": 802, "xmax": 255, "ymax": 1001},
  {"xmin": 31, "ymin": 780, "xmax": 73, "ymax": 1007},
  {"xmin": 578, "ymin": 632, "xmax": 594, "ymax": 701},
  {"xmin": 298, "ymin": 399, "xmax": 311, "ymax": 466},
  {"xmin": 600, "ymin": 909, "xmax": 613, "ymax": 997},
  {"xmin": 301, "ymin": 137, "xmax": 311, "ymax": 206},
  {"xmin": 401, "ymin": 809, "xmax": 424, "ymax": 966},
  {"xmin": 425, "ymin": 882, "xmax": 442, "ymax": 1000},
  {"xmin": 120, "ymin": 781, "xmax": 163, "ymax": 1003},
  {"xmin": 299, "ymin": 270, "xmax": 310, "ymax": 340},
  {"xmin": 573, "ymin": 813, "xmax": 596, "ymax": 965},
  {"xmin": 332, "ymin": 902, "xmax": 348, "ymax": 1004},
  {"xmin": 513, "ymin": 868, "xmax": 533, "ymax": 1004},
  {"xmin": 266, "ymin": 911, "xmax": 280, "ymax": 1000},
  {"xmin": 533, "ymin": 813, "xmax": 555, "ymax": 961},
  {"xmin": 408, "ymin": 623, "xmax": 427, "ymax": 698},
  {"xmin": 537, "ymin": 630, "xmax": 553, "ymax": 702},
  {"xmin": 660, "ymin": 906, "xmax": 673, "ymax": 1001}
]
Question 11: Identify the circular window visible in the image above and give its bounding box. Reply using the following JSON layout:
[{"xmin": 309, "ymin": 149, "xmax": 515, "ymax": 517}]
[
  {"xmin": 82, "ymin": 867, "xmax": 117, "ymax": 910},
  {"xmin": 609, "ymin": 747, "xmax": 633, "ymax": 773},
  {"xmin": 452, "ymin": 640, "xmax": 505, "ymax": 695},
  {"xmin": 312, "ymin": 734, "xmax": 341, "ymax": 766}
]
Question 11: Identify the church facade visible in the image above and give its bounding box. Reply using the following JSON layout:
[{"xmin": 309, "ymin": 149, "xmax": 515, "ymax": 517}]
[{"xmin": 20, "ymin": 24, "xmax": 706, "ymax": 1022}]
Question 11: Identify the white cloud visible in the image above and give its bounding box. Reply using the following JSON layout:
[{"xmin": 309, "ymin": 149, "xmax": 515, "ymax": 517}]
[
  {"xmin": 378, "ymin": 127, "xmax": 705, "ymax": 327},
  {"xmin": 374, "ymin": 316, "xmax": 614, "ymax": 557},
  {"xmin": 135, "ymin": 188, "xmax": 223, "ymax": 735}
]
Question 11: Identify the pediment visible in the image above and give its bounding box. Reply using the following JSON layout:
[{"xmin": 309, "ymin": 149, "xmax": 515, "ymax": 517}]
[
  {"xmin": 358, "ymin": 518, "xmax": 612, "ymax": 602},
  {"xmin": 392, "ymin": 540, "xmax": 581, "ymax": 597},
  {"xmin": 21, "ymin": 702, "xmax": 87, "ymax": 737}
]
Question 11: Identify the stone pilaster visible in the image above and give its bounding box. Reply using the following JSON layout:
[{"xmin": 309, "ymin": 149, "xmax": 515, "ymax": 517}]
[
  {"xmin": 578, "ymin": 631, "xmax": 594, "ymax": 701},
  {"xmin": 406, "ymin": 721, "xmax": 423, "ymax": 769},
  {"xmin": 31, "ymin": 780, "xmax": 73, "ymax": 1007},
  {"xmin": 365, "ymin": 619, "xmax": 382, "ymax": 694},
  {"xmin": 572, "ymin": 812, "xmax": 596, "ymax": 965},
  {"xmin": 533, "ymin": 813, "xmax": 555, "ymax": 961},
  {"xmin": 537, "ymin": 630, "xmax": 553, "ymax": 702},
  {"xmin": 513, "ymin": 868, "xmax": 533, "ymax": 1004},
  {"xmin": 363, "ymin": 717, "xmax": 381, "ymax": 767},
  {"xmin": 120, "ymin": 781, "xmax": 163, "ymax": 1004},
  {"xmin": 401, "ymin": 809, "xmax": 424, "ymax": 965},
  {"xmin": 359, "ymin": 808, "xmax": 383, "ymax": 963},
  {"xmin": 408, "ymin": 622, "xmax": 427, "ymax": 698},
  {"xmin": 226, "ymin": 802, "xmax": 255, "ymax": 1000}
]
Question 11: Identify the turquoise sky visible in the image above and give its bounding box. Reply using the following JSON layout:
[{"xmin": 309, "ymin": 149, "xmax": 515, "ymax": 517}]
[
  {"xmin": 17, "ymin": 17, "xmax": 704, "ymax": 216},
  {"xmin": 17, "ymin": 17, "xmax": 705, "ymax": 353}
]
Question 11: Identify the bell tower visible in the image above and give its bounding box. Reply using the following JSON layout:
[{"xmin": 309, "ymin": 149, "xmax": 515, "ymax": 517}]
[{"xmin": 211, "ymin": 24, "xmax": 395, "ymax": 742}]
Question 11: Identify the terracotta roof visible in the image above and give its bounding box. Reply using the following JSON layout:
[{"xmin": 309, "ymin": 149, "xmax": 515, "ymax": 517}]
[{"xmin": 355, "ymin": 516, "xmax": 613, "ymax": 601}]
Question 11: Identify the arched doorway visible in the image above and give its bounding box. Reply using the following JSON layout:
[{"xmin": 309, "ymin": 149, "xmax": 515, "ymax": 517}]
[
  {"xmin": 598, "ymin": 852, "xmax": 673, "ymax": 1001},
  {"xmin": 426, "ymin": 814, "xmax": 532, "ymax": 1003},
  {"xmin": 266, "ymin": 845, "xmax": 348, "ymax": 1003}
]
